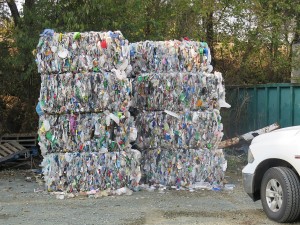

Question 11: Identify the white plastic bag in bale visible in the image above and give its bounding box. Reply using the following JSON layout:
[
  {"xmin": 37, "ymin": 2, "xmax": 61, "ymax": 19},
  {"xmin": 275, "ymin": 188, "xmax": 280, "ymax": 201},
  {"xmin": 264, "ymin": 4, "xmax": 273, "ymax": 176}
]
[
  {"xmin": 41, "ymin": 150, "xmax": 141, "ymax": 192},
  {"xmin": 36, "ymin": 30, "xmax": 131, "ymax": 74},
  {"xmin": 38, "ymin": 112, "xmax": 136, "ymax": 155},
  {"xmin": 135, "ymin": 109, "xmax": 223, "ymax": 150}
]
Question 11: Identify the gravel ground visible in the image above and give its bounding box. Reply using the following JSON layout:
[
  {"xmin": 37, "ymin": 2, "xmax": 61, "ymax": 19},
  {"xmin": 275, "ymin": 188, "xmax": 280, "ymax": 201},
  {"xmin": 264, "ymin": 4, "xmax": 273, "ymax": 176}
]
[{"xmin": 0, "ymin": 155, "xmax": 298, "ymax": 225}]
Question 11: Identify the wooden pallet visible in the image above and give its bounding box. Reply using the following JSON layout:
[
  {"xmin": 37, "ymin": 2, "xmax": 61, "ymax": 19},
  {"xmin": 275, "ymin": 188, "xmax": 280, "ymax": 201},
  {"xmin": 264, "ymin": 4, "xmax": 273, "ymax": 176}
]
[
  {"xmin": 0, "ymin": 133, "xmax": 37, "ymax": 149},
  {"xmin": 0, "ymin": 141, "xmax": 29, "ymax": 163}
]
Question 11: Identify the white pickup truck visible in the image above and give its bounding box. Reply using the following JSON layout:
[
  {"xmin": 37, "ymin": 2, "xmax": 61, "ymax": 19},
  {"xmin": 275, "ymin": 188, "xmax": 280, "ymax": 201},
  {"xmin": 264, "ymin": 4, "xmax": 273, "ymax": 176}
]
[{"xmin": 242, "ymin": 126, "xmax": 300, "ymax": 223}]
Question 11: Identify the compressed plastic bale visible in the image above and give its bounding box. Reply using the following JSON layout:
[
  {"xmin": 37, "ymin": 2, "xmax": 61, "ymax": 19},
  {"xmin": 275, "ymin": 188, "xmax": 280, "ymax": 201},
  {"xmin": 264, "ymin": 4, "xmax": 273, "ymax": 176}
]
[
  {"xmin": 135, "ymin": 109, "xmax": 223, "ymax": 150},
  {"xmin": 35, "ymin": 28, "xmax": 229, "ymax": 196},
  {"xmin": 38, "ymin": 112, "xmax": 136, "ymax": 155},
  {"xmin": 130, "ymin": 40, "xmax": 212, "ymax": 75},
  {"xmin": 41, "ymin": 150, "xmax": 141, "ymax": 192},
  {"xmin": 36, "ymin": 30, "xmax": 131, "ymax": 74},
  {"xmin": 141, "ymin": 148, "xmax": 227, "ymax": 187},
  {"xmin": 133, "ymin": 71, "xmax": 226, "ymax": 111},
  {"xmin": 39, "ymin": 71, "xmax": 132, "ymax": 114}
]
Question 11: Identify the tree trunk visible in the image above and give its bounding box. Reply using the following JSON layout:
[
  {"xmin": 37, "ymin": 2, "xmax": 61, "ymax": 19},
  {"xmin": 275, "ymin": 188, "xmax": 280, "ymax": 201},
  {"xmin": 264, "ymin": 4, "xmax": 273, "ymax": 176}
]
[
  {"xmin": 24, "ymin": 0, "xmax": 34, "ymax": 8},
  {"xmin": 6, "ymin": 0, "xmax": 20, "ymax": 27},
  {"xmin": 294, "ymin": 16, "xmax": 300, "ymax": 43},
  {"xmin": 218, "ymin": 122, "xmax": 280, "ymax": 149},
  {"xmin": 206, "ymin": 11, "xmax": 215, "ymax": 66}
]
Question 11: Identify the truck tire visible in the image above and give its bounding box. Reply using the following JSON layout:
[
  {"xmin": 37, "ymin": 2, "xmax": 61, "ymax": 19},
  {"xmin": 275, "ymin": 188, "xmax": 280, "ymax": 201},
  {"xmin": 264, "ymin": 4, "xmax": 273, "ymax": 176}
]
[{"xmin": 260, "ymin": 167, "xmax": 300, "ymax": 223}]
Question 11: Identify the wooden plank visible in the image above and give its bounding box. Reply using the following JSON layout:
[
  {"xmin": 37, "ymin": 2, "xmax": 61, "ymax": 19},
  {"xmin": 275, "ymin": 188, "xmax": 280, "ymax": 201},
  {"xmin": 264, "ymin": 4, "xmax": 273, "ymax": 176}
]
[
  {"xmin": 11, "ymin": 138, "xmax": 37, "ymax": 142},
  {"xmin": 0, "ymin": 148, "xmax": 30, "ymax": 163},
  {"xmin": 1, "ymin": 132, "xmax": 37, "ymax": 138},
  {"xmin": 2, "ymin": 143, "xmax": 18, "ymax": 152},
  {"xmin": 0, "ymin": 133, "xmax": 38, "ymax": 148},
  {"xmin": 218, "ymin": 137, "xmax": 240, "ymax": 149},
  {"xmin": 0, "ymin": 142, "xmax": 37, "ymax": 149},
  {"xmin": 0, "ymin": 137, "xmax": 30, "ymax": 163},
  {"xmin": 0, "ymin": 154, "xmax": 14, "ymax": 162},
  {"xmin": 218, "ymin": 122, "xmax": 280, "ymax": 149},
  {"xmin": 0, "ymin": 143, "xmax": 37, "ymax": 148},
  {"xmin": 9, "ymin": 141, "xmax": 26, "ymax": 151},
  {"xmin": 0, "ymin": 139, "xmax": 37, "ymax": 143},
  {"xmin": 0, "ymin": 144, "xmax": 15, "ymax": 154},
  {"xmin": 3, "ymin": 143, "xmax": 19, "ymax": 153},
  {"xmin": 0, "ymin": 149, "xmax": 9, "ymax": 157},
  {"xmin": 0, "ymin": 137, "xmax": 37, "ymax": 142},
  {"xmin": 240, "ymin": 122, "xmax": 280, "ymax": 141}
]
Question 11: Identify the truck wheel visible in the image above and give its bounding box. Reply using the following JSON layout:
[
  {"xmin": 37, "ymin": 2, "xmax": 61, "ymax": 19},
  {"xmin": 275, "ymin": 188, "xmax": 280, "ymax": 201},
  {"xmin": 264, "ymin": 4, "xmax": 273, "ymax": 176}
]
[{"xmin": 261, "ymin": 167, "xmax": 300, "ymax": 223}]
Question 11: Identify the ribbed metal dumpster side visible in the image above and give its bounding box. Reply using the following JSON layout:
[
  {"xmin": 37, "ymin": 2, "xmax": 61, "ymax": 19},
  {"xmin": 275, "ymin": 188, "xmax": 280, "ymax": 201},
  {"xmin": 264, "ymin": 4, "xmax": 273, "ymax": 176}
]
[{"xmin": 223, "ymin": 83, "xmax": 300, "ymax": 138}]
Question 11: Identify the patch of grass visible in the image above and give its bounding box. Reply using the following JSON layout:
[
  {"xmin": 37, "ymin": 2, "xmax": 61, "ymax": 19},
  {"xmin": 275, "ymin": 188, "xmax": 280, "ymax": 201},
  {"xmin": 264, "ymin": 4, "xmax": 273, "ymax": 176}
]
[{"xmin": 224, "ymin": 147, "xmax": 248, "ymax": 173}]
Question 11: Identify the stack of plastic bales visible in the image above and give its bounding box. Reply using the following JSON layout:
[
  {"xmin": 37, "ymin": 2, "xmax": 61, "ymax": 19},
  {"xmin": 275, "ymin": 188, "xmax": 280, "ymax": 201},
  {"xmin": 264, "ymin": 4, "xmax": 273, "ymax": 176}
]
[
  {"xmin": 36, "ymin": 30, "xmax": 141, "ymax": 194},
  {"xmin": 130, "ymin": 40, "xmax": 228, "ymax": 189}
]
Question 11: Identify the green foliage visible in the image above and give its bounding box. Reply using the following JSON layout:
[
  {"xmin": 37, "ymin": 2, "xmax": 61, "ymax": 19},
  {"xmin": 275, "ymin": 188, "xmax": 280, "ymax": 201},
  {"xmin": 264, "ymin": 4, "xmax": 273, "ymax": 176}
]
[{"xmin": 1, "ymin": 0, "xmax": 300, "ymax": 133}]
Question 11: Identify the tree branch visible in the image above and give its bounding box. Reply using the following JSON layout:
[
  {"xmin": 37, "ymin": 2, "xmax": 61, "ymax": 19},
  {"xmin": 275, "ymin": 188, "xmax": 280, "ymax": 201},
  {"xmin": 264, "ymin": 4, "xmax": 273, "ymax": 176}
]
[
  {"xmin": 25, "ymin": 0, "xmax": 35, "ymax": 9},
  {"xmin": 6, "ymin": 0, "xmax": 20, "ymax": 27}
]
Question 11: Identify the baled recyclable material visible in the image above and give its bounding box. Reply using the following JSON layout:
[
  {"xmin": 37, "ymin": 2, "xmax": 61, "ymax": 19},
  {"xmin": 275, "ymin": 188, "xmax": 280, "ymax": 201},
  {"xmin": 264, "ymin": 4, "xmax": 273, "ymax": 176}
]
[
  {"xmin": 36, "ymin": 29, "xmax": 138, "ymax": 196},
  {"xmin": 141, "ymin": 148, "xmax": 227, "ymax": 188},
  {"xmin": 39, "ymin": 71, "xmax": 132, "ymax": 113},
  {"xmin": 41, "ymin": 149, "xmax": 141, "ymax": 192},
  {"xmin": 36, "ymin": 29, "xmax": 229, "ymax": 195},
  {"xmin": 36, "ymin": 31, "xmax": 131, "ymax": 74},
  {"xmin": 133, "ymin": 71, "xmax": 226, "ymax": 111},
  {"xmin": 38, "ymin": 112, "xmax": 136, "ymax": 155},
  {"xmin": 129, "ymin": 39, "xmax": 228, "ymax": 189},
  {"xmin": 130, "ymin": 40, "xmax": 212, "ymax": 75},
  {"xmin": 135, "ymin": 109, "xmax": 223, "ymax": 150}
]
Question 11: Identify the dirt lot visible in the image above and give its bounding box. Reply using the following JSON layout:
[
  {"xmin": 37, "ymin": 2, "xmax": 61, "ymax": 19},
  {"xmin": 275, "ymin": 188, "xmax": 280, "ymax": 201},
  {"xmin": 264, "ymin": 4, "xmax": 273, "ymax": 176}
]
[{"xmin": 0, "ymin": 153, "xmax": 298, "ymax": 225}]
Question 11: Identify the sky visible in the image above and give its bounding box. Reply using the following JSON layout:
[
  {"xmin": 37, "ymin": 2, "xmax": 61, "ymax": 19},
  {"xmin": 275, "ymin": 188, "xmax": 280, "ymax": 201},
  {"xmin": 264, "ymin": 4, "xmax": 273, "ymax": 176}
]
[
  {"xmin": 17, "ymin": 0, "xmax": 24, "ymax": 11},
  {"xmin": 3, "ymin": 0, "xmax": 24, "ymax": 14}
]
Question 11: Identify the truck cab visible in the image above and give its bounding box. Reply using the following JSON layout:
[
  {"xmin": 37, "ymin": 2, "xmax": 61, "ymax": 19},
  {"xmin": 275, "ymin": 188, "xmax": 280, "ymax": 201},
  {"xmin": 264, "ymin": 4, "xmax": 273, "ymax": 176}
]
[{"xmin": 242, "ymin": 126, "xmax": 300, "ymax": 223}]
